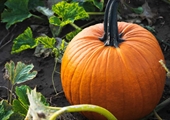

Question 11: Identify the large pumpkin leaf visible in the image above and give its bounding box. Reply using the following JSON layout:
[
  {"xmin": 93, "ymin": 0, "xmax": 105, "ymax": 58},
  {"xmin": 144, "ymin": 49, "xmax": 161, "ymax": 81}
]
[
  {"xmin": 12, "ymin": 85, "xmax": 31, "ymax": 116},
  {"xmin": 11, "ymin": 27, "xmax": 38, "ymax": 54},
  {"xmin": 0, "ymin": 100, "xmax": 14, "ymax": 120},
  {"xmin": 49, "ymin": 1, "xmax": 89, "ymax": 27},
  {"xmin": 4, "ymin": 61, "xmax": 37, "ymax": 85},
  {"xmin": 1, "ymin": 0, "xmax": 32, "ymax": 29}
]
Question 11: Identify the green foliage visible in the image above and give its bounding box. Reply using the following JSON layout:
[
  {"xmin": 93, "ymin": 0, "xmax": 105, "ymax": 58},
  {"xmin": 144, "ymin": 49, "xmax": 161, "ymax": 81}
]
[
  {"xmin": 11, "ymin": 27, "xmax": 38, "ymax": 54},
  {"xmin": 49, "ymin": 1, "xmax": 89, "ymax": 27},
  {"xmin": 28, "ymin": 0, "xmax": 44, "ymax": 10},
  {"xmin": 1, "ymin": 0, "xmax": 44, "ymax": 29},
  {"xmin": 91, "ymin": 0, "xmax": 104, "ymax": 11},
  {"xmin": 1, "ymin": 0, "xmax": 32, "ymax": 29},
  {"xmin": 0, "ymin": 0, "xmax": 6, "ymax": 13},
  {"xmin": 0, "ymin": 100, "xmax": 14, "ymax": 120},
  {"xmin": 36, "ymin": 36, "xmax": 56, "ymax": 49},
  {"xmin": 12, "ymin": 85, "xmax": 31, "ymax": 116},
  {"xmin": 132, "ymin": 6, "xmax": 143, "ymax": 14},
  {"xmin": 66, "ymin": 29, "xmax": 82, "ymax": 41},
  {"xmin": 4, "ymin": 60, "xmax": 37, "ymax": 85},
  {"xmin": 66, "ymin": 0, "xmax": 104, "ymax": 11},
  {"xmin": 54, "ymin": 38, "xmax": 68, "ymax": 62},
  {"xmin": 35, "ymin": 36, "xmax": 68, "ymax": 62}
]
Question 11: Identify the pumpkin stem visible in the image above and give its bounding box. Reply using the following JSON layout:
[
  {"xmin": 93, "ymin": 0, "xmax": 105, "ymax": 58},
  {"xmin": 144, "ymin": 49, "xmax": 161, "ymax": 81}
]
[{"xmin": 100, "ymin": 0, "xmax": 124, "ymax": 47}]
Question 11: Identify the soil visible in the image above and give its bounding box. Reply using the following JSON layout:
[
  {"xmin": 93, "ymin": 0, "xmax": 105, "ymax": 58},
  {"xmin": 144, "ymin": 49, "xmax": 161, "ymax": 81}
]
[{"xmin": 0, "ymin": 0, "xmax": 170, "ymax": 120}]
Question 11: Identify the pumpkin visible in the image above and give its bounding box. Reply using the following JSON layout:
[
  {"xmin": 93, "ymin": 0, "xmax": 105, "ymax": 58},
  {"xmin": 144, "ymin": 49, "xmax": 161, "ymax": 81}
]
[{"xmin": 61, "ymin": 0, "xmax": 166, "ymax": 120}]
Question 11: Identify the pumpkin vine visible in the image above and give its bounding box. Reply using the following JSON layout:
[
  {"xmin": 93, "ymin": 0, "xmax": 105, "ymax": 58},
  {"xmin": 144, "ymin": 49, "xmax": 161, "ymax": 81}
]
[{"xmin": 100, "ymin": 0, "xmax": 124, "ymax": 47}]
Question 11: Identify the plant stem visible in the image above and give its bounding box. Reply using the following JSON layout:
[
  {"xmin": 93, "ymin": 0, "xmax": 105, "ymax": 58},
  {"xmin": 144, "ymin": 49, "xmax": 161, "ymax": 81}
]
[
  {"xmin": 51, "ymin": 61, "xmax": 58, "ymax": 95},
  {"xmin": 87, "ymin": 12, "xmax": 104, "ymax": 15},
  {"xmin": 49, "ymin": 104, "xmax": 117, "ymax": 120},
  {"xmin": 32, "ymin": 14, "xmax": 45, "ymax": 21},
  {"xmin": 9, "ymin": 85, "xmax": 14, "ymax": 104},
  {"xmin": 69, "ymin": 23, "xmax": 81, "ymax": 30},
  {"xmin": 99, "ymin": 0, "xmax": 123, "ymax": 47},
  {"xmin": 153, "ymin": 110, "xmax": 162, "ymax": 120},
  {"xmin": 141, "ymin": 97, "xmax": 170, "ymax": 120}
]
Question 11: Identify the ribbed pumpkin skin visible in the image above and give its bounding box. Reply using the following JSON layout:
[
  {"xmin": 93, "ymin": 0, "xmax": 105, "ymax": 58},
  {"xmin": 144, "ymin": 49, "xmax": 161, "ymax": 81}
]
[{"xmin": 61, "ymin": 22, "xmax": 166, "ymax": 120}]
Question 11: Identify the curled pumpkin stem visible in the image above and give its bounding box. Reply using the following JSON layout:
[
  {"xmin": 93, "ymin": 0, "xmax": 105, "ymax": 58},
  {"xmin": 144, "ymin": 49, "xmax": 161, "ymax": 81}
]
[
  {"xmin": 159, "ymin": 59, "xmax": 170, "ymax": 78},
  {"xmin": 49, "ymin": 104, "xmax": 117, "ymax": 120},
  {"xmin": 99, "ymin": 0, "xmax": 124, "ymax": 47}
]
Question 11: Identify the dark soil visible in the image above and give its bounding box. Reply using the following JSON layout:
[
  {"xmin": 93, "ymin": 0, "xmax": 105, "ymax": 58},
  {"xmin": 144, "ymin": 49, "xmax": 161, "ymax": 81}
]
[{"xmin": 0, "ymin": 0, "xmax": 170, "ymax": 120}]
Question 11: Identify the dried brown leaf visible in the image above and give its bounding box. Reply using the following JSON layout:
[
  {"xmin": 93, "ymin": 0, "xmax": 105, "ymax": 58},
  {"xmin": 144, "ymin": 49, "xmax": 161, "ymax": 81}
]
[{"xmin": 139, "ymin": 1, "xmax": 158, "ymax": 25}]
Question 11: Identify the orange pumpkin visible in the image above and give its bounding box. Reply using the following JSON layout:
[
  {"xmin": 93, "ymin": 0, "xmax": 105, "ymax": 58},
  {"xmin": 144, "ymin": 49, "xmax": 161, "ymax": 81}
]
[{"xmin": 61, "ymin": 0, "xmax": 166, "ymax": 120}]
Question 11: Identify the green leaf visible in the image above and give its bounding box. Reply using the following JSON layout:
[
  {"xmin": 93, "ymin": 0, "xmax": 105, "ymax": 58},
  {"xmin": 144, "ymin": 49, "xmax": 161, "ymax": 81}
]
[
  {"xmin": 132, "ymin": 6, "xmax": 143, "ymax": 14},
  {"xmin": 12, "ymin": 100, "xmax": 27, "ymax": 116},
  {"xmin": 28, "ymin": 0, "xmax": 44, "ymax": 10},
  {"xmin": 12, "ymin": 85, "xmax": 31, "ymax": 116},
  {"xmin": 4, "ymin": 60, "xmax": 37, "ymax": 85},
  {"xmin": 66, "ymin": 29, "xmax": 81, "ymax": 41},
  {"xmin": 67, "ymin": 0, "xmax": 104, "ymax": 11},
  {"xmin": 0, "ymin": 100, "xmax": 14, "ymax": 120},
  {"xmin": 11, "ymin": 27, "xmax": 38, "ymax": 54},
  {"xmin": 92, "ymin": 0, "xmax": 104, "ymax": 11},
  {"xmin": 8, "ymin": 112, "xmax": 24, "ymax": 120},
  {"xmin": 53, "ymin": 38, "xmax": 68, "ymax": 63},
  {"xmin": 36, "ymin": 36, "xmax": 56, "ymax": 49},
  {"xmin": 0, "ymin": 0, "xmax": 6, "ymax": 13},
  {"xmin": 81, "ymin": 1, "xmax": 96, "ymax": 12},
  {"xmin": 34, "ymin": 36, "xmax": 56, "ymax": 58},
  {"xmin": 49, "ymin": 1, "xmax": 89, "ymax": 27},
  {"xmin": 1, "ymin": 0, "xmax": 32, "ymax": 29},
  {"xmin": 49, "ymin": 16, "xmax": 62, "ymax": 26}
]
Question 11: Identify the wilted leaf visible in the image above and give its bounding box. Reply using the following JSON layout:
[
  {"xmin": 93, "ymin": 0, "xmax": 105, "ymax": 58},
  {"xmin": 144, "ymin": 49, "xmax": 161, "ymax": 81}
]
[
  {"xmin": 139, "ymin": 1, "xmax": 158, "ymax": 25},
  {"xmin": 1, "ymin": 0, "xmax": 32, "ymax": 29},
  {"xmin": 49, "ymin": 1, "xmax": 89, "ymax": 27},
  {"xmin": 0, "ymin": 100, "xmax": 14, "ymax": 120},
  {"xmin": 36, "ymin": 6, "xmax": 54, "ymax": 17},
  {"xmin": 53, "ymin": 38, "xmax": 68, "ymax": 63},
  {"xmin": 25, "ymin": 88, "xmax": 54, "ymax": 120},
  {"xmin": 4, "ymin": 61, "xmax": 37, "ymax": 85},
  {"xmin": 34, "ymin": 44, "xmax": 52, "ymax": 58},
  {"xmin": 34, "ymin": 36, "xmax": 56, "ymax": 58},
  {"xmin": 11, "ymin": 27, "xmax": 38, "ymax": 54}
]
